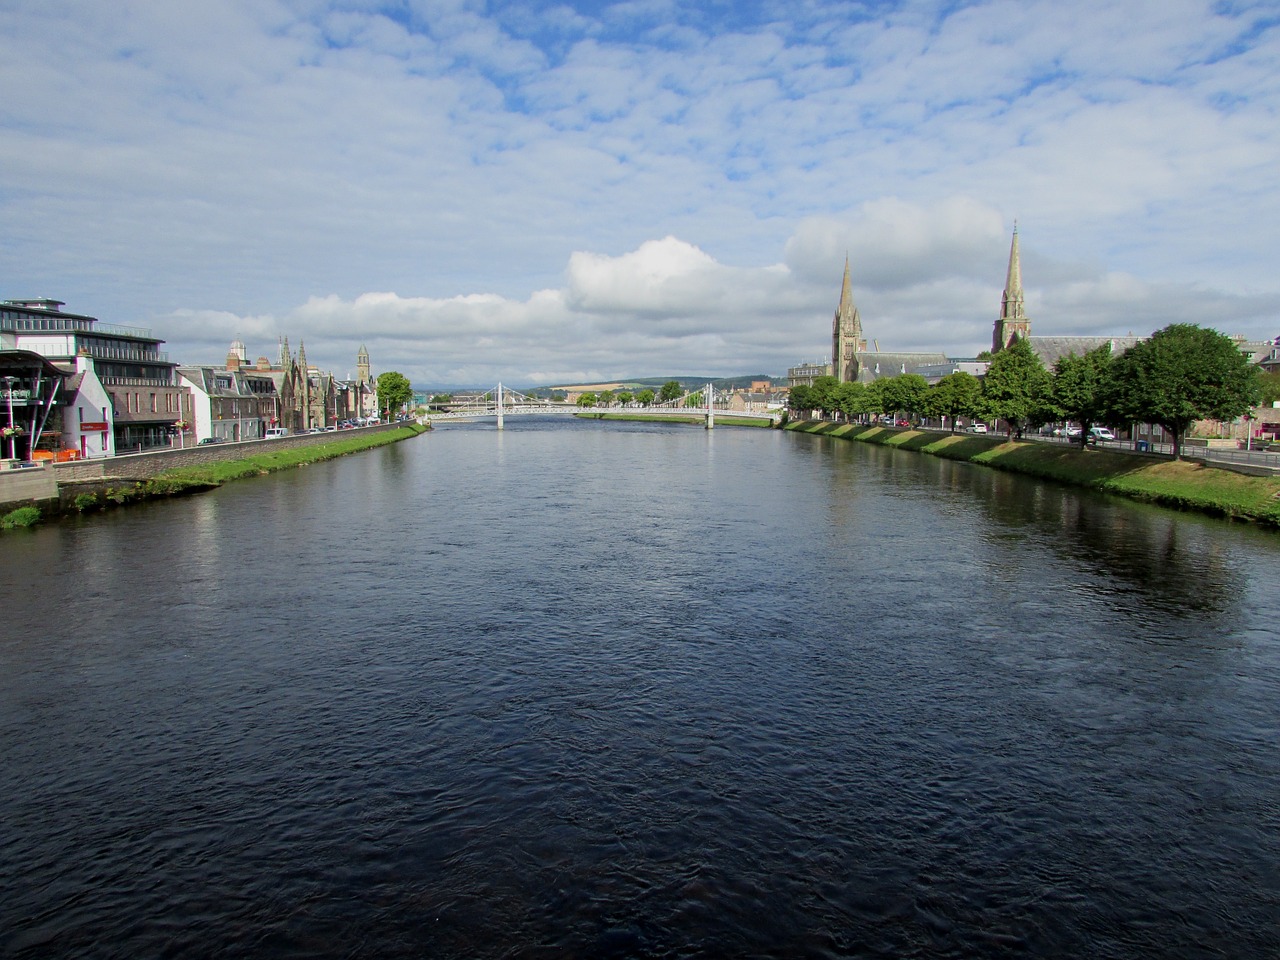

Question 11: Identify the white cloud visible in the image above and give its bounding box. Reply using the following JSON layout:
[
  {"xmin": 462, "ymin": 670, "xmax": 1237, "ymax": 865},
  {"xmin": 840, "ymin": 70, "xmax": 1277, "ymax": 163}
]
[
  {"xmin": 1, "ymin": 0, "xmax": 1277, "ymax": 387},
  {"xmin": 160, "ymin": 203, "xmax": 1279, "ymax": 387}
]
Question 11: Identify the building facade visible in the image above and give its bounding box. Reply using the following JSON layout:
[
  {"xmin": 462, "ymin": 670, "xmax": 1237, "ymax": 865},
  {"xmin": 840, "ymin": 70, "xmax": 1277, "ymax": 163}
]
[
  {"xmin": 1, "ymin": 298, "xmax": 190, "ymax": 455},
  {"xmin": 178, "ymin": 342, "xmax": 279, "ymax": 443}
]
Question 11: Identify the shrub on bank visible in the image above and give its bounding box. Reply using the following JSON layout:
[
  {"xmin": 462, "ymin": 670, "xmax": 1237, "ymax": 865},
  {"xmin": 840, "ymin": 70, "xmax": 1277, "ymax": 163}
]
[{"xmin": 1, "ymin": 506, "xmax": 41, "ymax": 529}]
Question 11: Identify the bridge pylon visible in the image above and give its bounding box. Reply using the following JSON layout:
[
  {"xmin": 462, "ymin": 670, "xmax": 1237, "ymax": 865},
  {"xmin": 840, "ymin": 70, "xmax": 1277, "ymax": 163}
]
[
  {"xmin": 705, "ymin": 382, "xmax": 714, "ymax": 430},
  {"xmin": 496, "ymin": 383, "xmax": 504, "ymax": 431}
]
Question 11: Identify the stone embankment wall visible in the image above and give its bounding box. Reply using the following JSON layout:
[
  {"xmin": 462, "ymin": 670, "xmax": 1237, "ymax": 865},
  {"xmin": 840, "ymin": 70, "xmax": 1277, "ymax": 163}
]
[{"xmin": 0, "ymin": 463, "xmax": 58, "ymax": 509}]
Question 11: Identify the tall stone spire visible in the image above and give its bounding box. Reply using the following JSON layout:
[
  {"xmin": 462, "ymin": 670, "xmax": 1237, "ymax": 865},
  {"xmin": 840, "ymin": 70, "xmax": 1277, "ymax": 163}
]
[
  {"xmin": 832, "ymin": 255, "xmax": 866, "ymax": 382},
  {"xmin": 993, "ymin": 224, "xmax": 1031, "ymax": 352},
  {"xmin": 357, "ymin": 344, "xmax": 370, "ymax": 383}
]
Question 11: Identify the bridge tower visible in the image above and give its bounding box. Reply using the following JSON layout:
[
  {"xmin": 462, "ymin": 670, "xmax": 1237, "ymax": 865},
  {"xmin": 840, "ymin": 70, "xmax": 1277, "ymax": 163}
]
[
  {"xmin": 705, "ymin": 382, "xmax": 715, "ymax": 430},
  {"xmin": 496, "ymin": 383, "xmax": 504, "ymax": 431}
]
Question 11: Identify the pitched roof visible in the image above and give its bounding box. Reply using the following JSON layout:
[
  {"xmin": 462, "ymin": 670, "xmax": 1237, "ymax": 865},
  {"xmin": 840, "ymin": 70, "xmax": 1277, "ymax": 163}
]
[
  {"xmin": 853, "ymin": 351, "xmax": 951, "ymax": 382},
  {"xmin": 1026, "ymin": 336, "xmax": 1143, "ymax": 368}
]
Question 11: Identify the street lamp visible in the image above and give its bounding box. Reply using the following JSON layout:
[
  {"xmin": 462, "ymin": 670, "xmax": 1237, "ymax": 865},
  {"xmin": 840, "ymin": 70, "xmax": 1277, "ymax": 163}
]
[{"xmin": 3, "ymin": 376, "xmax": 16, "ymax": 460}]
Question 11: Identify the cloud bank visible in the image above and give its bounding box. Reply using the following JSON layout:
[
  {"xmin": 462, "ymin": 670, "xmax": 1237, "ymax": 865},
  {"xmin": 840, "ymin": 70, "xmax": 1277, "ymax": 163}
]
[{"xmin": 2, "ymin": 1, "xmax": 1277, "ymax": 386}]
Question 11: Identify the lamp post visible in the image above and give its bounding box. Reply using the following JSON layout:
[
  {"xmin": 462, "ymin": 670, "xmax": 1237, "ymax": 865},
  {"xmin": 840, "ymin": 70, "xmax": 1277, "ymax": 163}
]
[{"xmin": 3, "ymin": 376, "xmax": 16, "ymax": 460}]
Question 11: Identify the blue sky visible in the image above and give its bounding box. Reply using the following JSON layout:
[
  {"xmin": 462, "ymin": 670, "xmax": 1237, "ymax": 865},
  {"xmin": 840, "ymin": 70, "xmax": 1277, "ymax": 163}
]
[{"xmin": 2, "ymin": 0, "xmax": 1278, "ymax": 387}]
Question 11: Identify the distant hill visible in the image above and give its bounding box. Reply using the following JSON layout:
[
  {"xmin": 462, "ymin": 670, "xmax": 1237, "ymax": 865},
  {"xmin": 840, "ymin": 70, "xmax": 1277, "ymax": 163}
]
[
  {"xmin": 529, "ymin": 374, "xmax": 780, "ymax": 393},
  {"xmin": 423, "ymin": 375, "xmax": 783, "ymax": 397}
]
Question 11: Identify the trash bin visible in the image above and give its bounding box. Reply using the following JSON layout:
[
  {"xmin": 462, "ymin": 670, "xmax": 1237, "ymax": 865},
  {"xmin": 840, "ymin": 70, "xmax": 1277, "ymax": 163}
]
[{"xmin": 1136, "ymin": 440, "xmax": 1149, "ymax": 452}]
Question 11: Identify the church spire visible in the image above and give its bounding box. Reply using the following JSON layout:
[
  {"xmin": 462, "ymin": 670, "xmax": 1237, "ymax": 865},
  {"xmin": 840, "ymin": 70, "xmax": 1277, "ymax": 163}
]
[
  {"xmin": 357, "ymin": 344, "xmax": 370, "ymax": 383},
  {"xmin": 832, "ymin": 255, "xmax": 866, "ymax": 382},
  {"xmin": 993, "ymin": 224, "xmax": 1030, "ymax": 352}
]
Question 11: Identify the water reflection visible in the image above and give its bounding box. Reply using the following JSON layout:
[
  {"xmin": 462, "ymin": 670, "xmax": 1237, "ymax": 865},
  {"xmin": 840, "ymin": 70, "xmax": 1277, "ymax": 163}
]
[{"xmin": 869, "ymin": 444, "xmax": 1266, "ymax": 618}]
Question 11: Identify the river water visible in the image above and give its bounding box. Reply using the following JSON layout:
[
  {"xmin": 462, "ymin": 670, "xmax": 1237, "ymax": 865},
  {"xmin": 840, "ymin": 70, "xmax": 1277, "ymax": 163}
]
[{"xmin": 2, "ymin": 417, "xmax": 1278, "ymax": 959}]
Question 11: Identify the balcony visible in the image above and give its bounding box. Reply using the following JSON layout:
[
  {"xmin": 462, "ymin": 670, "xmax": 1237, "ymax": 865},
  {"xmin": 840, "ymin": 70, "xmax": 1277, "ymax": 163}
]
[{"xmin": 0, "ymin": 315, "xmax": 154, "ymax": 338}]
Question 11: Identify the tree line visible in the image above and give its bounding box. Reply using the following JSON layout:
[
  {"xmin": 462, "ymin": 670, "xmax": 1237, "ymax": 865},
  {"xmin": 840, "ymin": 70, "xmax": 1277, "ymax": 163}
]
[
  {"xmin": 788, "ymin": 324, "xmax": 1264, "ymax": 459},
  {"xmin": 576, "ymin": 381, "xmax": 686, "ymax": 408}
]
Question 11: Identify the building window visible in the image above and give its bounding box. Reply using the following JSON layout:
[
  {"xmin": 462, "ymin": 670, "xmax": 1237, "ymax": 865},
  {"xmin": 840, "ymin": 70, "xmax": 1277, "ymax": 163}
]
[{"xmin": 150, "ymin": 393, "xmax": 157, "ymax": 412}]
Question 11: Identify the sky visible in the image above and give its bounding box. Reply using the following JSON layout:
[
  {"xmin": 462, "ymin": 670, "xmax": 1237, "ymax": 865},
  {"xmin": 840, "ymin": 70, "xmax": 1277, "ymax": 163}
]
[{"xmin": 2, "ymin": 0, "xmax": 1279, "ymax": 389}]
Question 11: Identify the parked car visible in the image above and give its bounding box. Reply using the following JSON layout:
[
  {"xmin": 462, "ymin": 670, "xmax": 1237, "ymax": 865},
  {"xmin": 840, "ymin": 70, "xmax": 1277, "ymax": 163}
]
[
  {"xmin": 968, "ymin": 423, "xmax": 988, "ymax": 434},
  {"xmin": 197, "ymin": 436, "xmax": 225, "ymax": 445},
  {"xmin": 263, "ymin": 428, "xmax": 288, "ymax": 439},
  {"xmin": 1088, "ymin": 426, "xmax": 1116, "ymax": 444}
]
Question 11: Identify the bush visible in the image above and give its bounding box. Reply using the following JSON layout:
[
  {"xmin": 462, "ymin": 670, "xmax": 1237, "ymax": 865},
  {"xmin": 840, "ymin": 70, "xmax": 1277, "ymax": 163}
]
[
  {"xmin": 1, "ymin": 506, "xmax": 42, "ymax": 529},
  {"xmin": 74, "ymin": 493, "xmax": 100, "ymax": 512}
]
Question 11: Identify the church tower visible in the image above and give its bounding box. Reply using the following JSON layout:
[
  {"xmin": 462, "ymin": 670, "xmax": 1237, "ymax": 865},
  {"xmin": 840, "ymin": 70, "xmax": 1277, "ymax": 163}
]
[
  {"xmin": 992, "ymin": 225, "xmax": 1031, "ymax": 352},
  {"xmin": 832, "ymin": 256, "xmax": 867, "ymax": 382},
  {"xmin": 357, "ymin": 344, "xmax": 370, "ymax": 383},
  {"xmin": 298, "ymin": 340, "xmax": 312, "ymax": 428}
]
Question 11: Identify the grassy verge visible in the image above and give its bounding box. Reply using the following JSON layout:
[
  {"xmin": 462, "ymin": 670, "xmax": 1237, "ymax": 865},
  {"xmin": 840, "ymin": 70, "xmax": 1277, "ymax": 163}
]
[
  {"xmin": 156, "ymin": 423, "xmax": 428, "ymax": 487},
  {"xmin": 576, "ymin": 412, "xmax": 775, "ymax": 428},
  {"xmin": 786, "ymin": 421, "xmax": 1280, "ymax": 526},
  {"xmin": 9, "ymin": 424, "xmax": 429, "ymax": 528}
]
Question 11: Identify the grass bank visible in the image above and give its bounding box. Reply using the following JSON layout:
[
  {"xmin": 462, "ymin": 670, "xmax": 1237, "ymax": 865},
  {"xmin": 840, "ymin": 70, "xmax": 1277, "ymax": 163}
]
[
  {"xmin": 576, "ymin": 412, "xmax": 775, "ymax": 428},
  {"xmin": 786, "ymin": 420, "xmax": 1280, "ymax": 527},
  {"xmin": 3, "ymin": 423, "xmax": 429, "ymax": 531},
  {"xmin": 154, "ymin": 422, "xmax": 428, "ymax": 489}
]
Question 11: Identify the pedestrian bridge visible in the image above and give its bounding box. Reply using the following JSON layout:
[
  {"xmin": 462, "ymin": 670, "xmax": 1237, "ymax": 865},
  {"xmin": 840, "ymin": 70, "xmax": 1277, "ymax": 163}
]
[{"xmin": 425, "ymin": 384, "xmax": 779, "ymax": 429}]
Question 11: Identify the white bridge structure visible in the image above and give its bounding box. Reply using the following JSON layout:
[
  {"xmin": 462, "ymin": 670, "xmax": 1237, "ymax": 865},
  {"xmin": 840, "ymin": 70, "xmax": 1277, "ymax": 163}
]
[{"xmin": 426, "ymin": 384, "xmax": 778, "ymax": 430}]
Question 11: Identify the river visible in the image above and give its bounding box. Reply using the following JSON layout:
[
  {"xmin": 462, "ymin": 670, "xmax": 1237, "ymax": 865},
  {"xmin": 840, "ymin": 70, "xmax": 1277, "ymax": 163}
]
[{"xmin": 2, "ymin": 416, "xmax": 1278, "ymax": 958}]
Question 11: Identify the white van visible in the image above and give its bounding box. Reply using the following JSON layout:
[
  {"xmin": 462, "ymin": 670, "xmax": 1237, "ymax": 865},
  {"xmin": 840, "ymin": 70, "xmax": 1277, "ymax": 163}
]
[
  {"xmin": 1088, "ymin": 427, "xmax": 1116, "ymax": 442},
  {"xmin": 263, "ymin": 427, "xmax": 288, "ymax": 439}
]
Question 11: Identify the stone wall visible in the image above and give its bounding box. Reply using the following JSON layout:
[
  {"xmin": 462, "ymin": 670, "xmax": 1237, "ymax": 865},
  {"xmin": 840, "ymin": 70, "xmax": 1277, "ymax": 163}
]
[{"xmin": 0, "ymin": 462, "xmax": 59, "ymax": 511}]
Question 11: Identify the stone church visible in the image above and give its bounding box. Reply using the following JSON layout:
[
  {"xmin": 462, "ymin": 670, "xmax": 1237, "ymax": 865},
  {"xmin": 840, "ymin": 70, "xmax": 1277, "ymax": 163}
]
[
  {"xmin": 829, "ymin": 226, "xmax": 1143, "ymax": 385},
  {"xmin": 830, "ymin": 256, "xmax": 950, "ymax": 384},
  {"xmin": 991, "ymin": 226, "xmax": 1143, "ymax": 367}
]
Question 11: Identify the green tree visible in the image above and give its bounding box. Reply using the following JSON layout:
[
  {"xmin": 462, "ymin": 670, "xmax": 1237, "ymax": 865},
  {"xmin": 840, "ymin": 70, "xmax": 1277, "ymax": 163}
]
[
  {"xmin": 879, "ymin": 374, "xmax": 928, "ymax": 422},
  {"xmin": 1106, "ymin": 323, "xmax": 1261, "ymax": 459},
  {"xmin": 598, "ymin": 390, "xmax": 615, "ymax": 407},
  {"xmin": 1258, "ymin": 370, "xmax": 1280, "ymax": 406},
  {"xmin": 808, "ymin": 376, "xmax": 840, "ymax": 418},
  {"xmin": 835, "ymin": 380, "xmax": 866, "ymax": 421},
  {"xmin": 659, "ymin": 380, "xmax": 682, "ymax": 402},
  {"xmin": 924, "ymin": 371, "xmax": 981, "ymax": 432},
  {"xmin": 576, "ymin": 392, "xmax": 597, "ymax": 407},
  {"xmin": 684, "ymin": 391, "xmax": 704, "ymax": 408},
  {"xmin": 862, "ymin": 378, "xmax": 887, "ymax": 418},
  {"xmin": 636, "ymin": 388, "xmax": 655, "ymax": 406},
  {"xmin": 616, "ymin": 391, "xmax": 633, "ymax": 406},
  {"xmin": 1051, "ymin": 344, "xmax": 1114, "ymax": 448},
  {"xmin": 376, "ymin": 371, "xmax": 414, "ymax": 420},
  {"xmin": 788, "ymin": 384, "xmax": 814, "ymax": 415},
  {"xmin": 978, "ymin": 337, "xmax": 1050, "ymax": 437}
]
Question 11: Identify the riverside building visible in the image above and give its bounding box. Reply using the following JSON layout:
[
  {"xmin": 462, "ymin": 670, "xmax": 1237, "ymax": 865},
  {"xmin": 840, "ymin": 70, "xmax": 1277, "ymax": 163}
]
[{"xmin": 0, "ymin": 298, "xmax": 190, "ymax": 458}]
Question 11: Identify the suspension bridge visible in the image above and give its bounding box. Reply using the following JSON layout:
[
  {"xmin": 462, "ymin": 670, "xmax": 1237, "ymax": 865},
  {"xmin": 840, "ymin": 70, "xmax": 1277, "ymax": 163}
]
[{"xmin": 425, "ymin": 384, "xmax": 779, "ymax": 429}]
